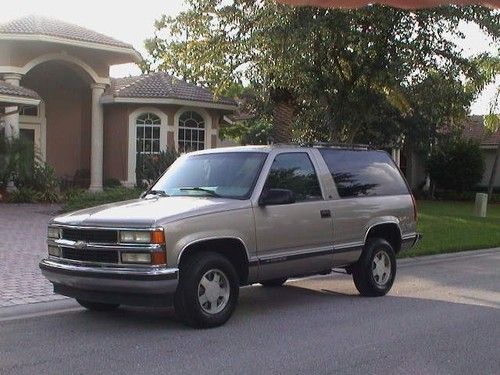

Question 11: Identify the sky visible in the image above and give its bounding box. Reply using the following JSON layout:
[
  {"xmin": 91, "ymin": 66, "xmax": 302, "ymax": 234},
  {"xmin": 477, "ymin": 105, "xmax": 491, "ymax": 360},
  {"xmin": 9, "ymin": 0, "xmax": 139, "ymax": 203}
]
[{"xmin": 0, "ymin": 0, "xmax": 498, "ymax": 115}]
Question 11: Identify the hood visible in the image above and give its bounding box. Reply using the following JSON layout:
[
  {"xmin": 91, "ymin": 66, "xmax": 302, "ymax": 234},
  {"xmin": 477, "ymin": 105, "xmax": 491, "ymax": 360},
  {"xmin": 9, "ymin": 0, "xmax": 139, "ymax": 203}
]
[{"xmin": 53, "ymin": 196, "xmax": 251, "ymax": 228}]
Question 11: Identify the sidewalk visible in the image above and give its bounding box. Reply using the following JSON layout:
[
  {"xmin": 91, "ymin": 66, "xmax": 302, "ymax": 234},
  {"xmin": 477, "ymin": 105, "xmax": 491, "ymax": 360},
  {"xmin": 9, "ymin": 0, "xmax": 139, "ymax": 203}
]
[{"xmin": 0, "ymin": 204, "xmax": 66, "ymax": 307}]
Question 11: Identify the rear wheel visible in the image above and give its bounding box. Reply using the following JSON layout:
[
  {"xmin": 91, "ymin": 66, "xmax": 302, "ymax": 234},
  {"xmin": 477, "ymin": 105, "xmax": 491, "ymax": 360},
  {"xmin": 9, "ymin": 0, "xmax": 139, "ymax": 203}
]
[
  {"xmin": 352, "ymin": 238, "xmax": 396, "ymax": 297},
  {"xmin": 174, "ymin": 252, "xmax": 239, "ymax": 328},
  {"xmin": 76, "ymin": 299, "xmax": 120, "ymax": 311},
  {"xmin": 260, "ymin": 278, "xmax": 287, "ymax": 287}
]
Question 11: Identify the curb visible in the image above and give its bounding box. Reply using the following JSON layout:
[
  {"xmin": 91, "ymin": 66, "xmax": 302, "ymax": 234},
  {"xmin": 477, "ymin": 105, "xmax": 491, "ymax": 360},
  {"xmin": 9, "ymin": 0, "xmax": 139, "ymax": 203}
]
[
  {"xmin": 0, "ymin": 298, "xmax": 80, "ymax": 323},
  {"xmin": 398, "ymin": 247, "xmax": 500, "ymax": 267}
]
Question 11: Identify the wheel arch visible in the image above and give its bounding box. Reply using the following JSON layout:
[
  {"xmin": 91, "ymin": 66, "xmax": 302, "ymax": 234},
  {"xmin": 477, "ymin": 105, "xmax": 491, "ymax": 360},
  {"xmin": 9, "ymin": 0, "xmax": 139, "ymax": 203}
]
[
  {"xmin": 364, "ymin": 221, "xmax": 402, "ymax": 253},
  {"xmin": 178, "ymin": 237, "xmax": 250, "ymax": 285}
]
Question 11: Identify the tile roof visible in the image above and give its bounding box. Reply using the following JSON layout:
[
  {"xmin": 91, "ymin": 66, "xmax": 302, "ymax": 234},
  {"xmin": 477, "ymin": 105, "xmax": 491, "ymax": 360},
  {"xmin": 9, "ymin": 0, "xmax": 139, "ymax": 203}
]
[
  {"xmin": 0, "ymin": 81, "xmax": 40, "ymax": 100},
  {"xmin": 107, "ymin": 72, "xmax": 237, "ymax": 107},
  {"xmin": 0, "ymin": 15, "xmax": 133, "ymax": 49},
  {"xmin": 462, "ymin": 115, "xmax": 500, "ymax": 146}
]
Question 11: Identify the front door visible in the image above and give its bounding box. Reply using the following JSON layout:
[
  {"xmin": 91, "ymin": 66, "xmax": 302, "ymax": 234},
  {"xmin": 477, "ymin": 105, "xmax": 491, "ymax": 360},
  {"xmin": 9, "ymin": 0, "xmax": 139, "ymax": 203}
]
[{"xmin": 254, "ymin": 151, "xmax": 334, "ymax": 280}]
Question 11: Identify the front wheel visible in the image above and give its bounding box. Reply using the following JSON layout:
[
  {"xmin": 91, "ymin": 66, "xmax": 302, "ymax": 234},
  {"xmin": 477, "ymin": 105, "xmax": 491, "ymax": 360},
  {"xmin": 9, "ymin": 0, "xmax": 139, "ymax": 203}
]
[
  {"xmin": 76, "ymin": 299, "xmax": 120, "ymax": 311},
  {"xmin": 352, "ymin": 238, "xmax": 396, "ymax": 297},
  {"xmin": 174, "ymin": 252, "xmax": 239, "ymax": 328}
]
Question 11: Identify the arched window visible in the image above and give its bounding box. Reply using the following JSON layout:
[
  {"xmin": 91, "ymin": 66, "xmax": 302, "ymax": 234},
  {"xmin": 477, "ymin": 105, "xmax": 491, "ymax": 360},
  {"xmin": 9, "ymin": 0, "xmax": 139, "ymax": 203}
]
[
  {"xmin": 178, "ymin": 111, "xmax": 205, "ymax": 153},
  {"xmin": 136, "ymin": 113, "xmax": 161, "ymax": 157}
]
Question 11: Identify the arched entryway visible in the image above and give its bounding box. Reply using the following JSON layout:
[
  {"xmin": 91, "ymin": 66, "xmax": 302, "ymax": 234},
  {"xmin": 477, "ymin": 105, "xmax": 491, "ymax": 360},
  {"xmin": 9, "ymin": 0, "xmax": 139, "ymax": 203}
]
[{"xmin": 19, "ymin": 59, "xmax": 103, "ymax": 188}]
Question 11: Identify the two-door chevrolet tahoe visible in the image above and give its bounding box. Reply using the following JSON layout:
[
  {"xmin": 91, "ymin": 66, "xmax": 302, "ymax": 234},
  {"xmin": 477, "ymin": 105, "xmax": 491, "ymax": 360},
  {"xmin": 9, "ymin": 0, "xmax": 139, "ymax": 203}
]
[{"xmin": 40, "ymin": 144, "xmax": 420, "ymax": 327}]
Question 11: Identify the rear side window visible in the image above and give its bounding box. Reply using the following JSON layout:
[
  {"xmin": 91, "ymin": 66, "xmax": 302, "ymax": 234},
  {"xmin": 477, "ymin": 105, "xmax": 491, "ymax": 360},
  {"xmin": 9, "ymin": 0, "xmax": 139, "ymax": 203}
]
[
  {"xmin": 319, "ymin": 149, "xmax": 409, "ymax": 198},
  {"xmin": 264, "ymin": 152, "xmax": 323, "ymax": 202}
]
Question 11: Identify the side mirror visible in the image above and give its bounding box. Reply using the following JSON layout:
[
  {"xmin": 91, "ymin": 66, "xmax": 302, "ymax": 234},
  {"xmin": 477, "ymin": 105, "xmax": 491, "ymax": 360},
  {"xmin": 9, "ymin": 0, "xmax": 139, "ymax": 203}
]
[{"xmin": 259, "ymin": 189, "xmax": 295, "ymax": 206}]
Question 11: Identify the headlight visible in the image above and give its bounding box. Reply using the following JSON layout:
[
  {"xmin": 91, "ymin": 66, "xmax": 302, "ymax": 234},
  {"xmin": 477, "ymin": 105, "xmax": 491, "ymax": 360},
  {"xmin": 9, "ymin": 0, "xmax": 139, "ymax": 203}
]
[
  {"xmin": 121, "ymin": 252, "xmax": 151, "ymax": 264},
  {"xmin": 119, "ymin": 229, "xmax": 165, "ymax": 244},
  {"xmin": 48, "ymin": 245, "xmax": 61, "ymax": 257},
  {"xmin": 47, "ymin": 226, "xmax": 61, "ymax": 239}
]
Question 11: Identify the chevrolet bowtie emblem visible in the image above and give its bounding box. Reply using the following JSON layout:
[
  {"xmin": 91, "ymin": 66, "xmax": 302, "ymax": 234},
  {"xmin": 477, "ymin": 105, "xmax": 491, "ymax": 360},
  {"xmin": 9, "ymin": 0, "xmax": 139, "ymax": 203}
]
[{"xmin": 74, "ymin": 241, "xmax": 87, "ymax": 249}]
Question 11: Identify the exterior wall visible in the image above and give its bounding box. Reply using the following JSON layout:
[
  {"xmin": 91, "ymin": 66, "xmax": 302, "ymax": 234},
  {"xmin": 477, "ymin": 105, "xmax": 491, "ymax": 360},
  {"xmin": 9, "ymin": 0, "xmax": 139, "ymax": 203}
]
[
  {"xmin": 103, "ymin": 105, "xmax": 129, "ymax": 181},
  {"xmin": 102, "ymin": 103, "xmax": 228, "ymax": 185},
  {"xmin": 479, "ymin": 147, "xmax": 500, "ymax": 188},
  {"xmin": 403, "ymin": 148, "xmax": 427, "ymax": 191},
  {"xmin": 21, "ymin": 62, "xmax": 91, "ymax": 179}
]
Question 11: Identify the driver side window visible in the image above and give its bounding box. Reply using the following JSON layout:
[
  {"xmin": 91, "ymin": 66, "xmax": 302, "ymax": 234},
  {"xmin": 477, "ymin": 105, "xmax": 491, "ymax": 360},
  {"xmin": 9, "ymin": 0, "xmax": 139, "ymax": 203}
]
[{"xmin": 264, "ymin": 153, "xmax": 322, "ymax": 202}]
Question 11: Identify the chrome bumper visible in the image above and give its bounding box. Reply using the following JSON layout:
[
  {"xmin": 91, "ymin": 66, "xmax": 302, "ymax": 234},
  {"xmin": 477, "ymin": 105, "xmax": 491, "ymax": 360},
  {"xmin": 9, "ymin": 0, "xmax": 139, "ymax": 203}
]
[{"xmin": 39, "ymin": 259, "xmax": 179, "ymax": 295}]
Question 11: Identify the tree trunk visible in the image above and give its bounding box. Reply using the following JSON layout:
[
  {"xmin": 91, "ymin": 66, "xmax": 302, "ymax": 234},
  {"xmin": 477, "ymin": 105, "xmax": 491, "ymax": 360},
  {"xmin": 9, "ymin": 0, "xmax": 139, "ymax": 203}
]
[
  {"xmin": 487, "ymin": 142, "xmax": 500, "ymax": 200},
  {"xmin": 271, "ymin": 88, "xmax": 295, "ymax": 144}
]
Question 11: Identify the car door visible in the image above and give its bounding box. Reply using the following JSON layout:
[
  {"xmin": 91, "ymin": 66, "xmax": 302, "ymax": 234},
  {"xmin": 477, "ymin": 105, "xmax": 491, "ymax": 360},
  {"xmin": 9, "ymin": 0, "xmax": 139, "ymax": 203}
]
[{"xmin": 253, "ymin": 150, "xmax": 334, "ymax": 280}]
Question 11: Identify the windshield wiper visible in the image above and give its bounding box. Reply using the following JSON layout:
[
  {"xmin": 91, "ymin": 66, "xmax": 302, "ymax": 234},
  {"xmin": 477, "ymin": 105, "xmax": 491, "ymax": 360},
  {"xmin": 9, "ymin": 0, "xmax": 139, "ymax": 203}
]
[
  {"xmin": 143, "ymin": 190, "xmax": 169, "ymax": 198},
  {"xmin": 179, "ymin": 187, "xmax": 221, "ymax": 197}
]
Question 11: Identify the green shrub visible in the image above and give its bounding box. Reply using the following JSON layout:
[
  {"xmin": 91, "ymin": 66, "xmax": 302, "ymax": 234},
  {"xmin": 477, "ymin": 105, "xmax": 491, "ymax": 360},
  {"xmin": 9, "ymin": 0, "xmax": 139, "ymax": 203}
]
[
  {"xmin": 427, "ymin": 139, "xmax": 485, "ymax": 193},
  {"xmin": 8, "ymin": 187, "xmax": 40, "ymax": 203},
  {"xmin": 0, "ymin": 135, "xmax": 61, "ymax": 202},
  {"xmin": 136, "ymin": 149, "xmax": 178, "ymax": 188},
  {"xmin": 63, "ymin": 187, "xmax": 142, "ymax": 212},
  {"xmin": 0, "ymin": 136, "xmax": 35, "ymax": 189},
  {"xmin": 103, "ymin": 178, "xmax": 122, "ymax": 188}
]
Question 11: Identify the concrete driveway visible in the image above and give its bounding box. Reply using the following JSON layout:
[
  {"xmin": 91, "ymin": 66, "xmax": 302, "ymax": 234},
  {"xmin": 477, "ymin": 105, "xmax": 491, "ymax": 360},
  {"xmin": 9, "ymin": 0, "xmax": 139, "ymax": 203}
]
[
  {"xmin": 0, "ymin": 204, "xmax": 65, "ymax": 307},
  {"xmin": 0, "ymin": 248, "xmax": 498, "ymax": 375}
]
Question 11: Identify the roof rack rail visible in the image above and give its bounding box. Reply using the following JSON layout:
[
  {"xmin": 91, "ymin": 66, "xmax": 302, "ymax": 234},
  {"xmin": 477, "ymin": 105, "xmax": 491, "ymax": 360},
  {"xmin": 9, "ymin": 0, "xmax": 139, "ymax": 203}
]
[{"xmin": 297, "ymin": 142, "xmax": 372, "ymax": 150}]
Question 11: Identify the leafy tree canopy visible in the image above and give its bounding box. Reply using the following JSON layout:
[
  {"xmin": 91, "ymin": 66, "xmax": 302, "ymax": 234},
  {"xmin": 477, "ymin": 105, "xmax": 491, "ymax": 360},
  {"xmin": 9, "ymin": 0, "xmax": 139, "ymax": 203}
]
[{"xmin": 145, "ymin": 1, "xmax": 499, "ymax": 142}]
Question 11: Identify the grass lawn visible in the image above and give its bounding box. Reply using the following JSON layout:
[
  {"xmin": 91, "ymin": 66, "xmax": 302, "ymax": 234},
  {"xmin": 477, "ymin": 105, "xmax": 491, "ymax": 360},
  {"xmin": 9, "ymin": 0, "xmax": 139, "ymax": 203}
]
[{"xmin": 402, "ymin": 200, "xmax": 500, "ymax": 258}]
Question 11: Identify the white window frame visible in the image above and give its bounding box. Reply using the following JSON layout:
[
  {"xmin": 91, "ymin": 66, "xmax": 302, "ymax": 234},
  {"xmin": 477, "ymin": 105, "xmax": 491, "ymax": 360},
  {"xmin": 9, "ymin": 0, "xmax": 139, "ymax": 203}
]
[
  {"xmin": 126, "ymin": 107, "xmax": 168, "ymax": 187},
  {"xmin": 174, "ymin": 107, "xmax": 213, "ymax": 154}
]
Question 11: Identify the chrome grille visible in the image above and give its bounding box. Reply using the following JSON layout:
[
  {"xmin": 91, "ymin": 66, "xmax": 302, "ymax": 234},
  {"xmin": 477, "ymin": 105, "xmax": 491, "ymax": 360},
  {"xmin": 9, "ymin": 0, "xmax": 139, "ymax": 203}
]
[
  {"xmin": 61, "ymin": 228, "xmax": 118, "ymax": 244},
  {"xmin": 61, "ymin": 247, "xmax": 119, "ymax": 263}
]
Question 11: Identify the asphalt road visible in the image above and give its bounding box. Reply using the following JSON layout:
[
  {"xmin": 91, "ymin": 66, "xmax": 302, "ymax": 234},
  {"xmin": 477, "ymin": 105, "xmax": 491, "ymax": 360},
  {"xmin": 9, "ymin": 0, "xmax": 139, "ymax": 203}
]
[{"xmin": 0, "ymin": 249, "xmax": 499, "ymax": 375}]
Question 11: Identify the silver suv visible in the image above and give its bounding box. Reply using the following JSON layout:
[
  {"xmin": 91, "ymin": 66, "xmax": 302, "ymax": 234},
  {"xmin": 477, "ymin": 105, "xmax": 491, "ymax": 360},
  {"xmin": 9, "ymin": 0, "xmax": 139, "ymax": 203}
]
[{"xmin": 40, "ymin": 145, "xmax": 420, "ymax": 327}]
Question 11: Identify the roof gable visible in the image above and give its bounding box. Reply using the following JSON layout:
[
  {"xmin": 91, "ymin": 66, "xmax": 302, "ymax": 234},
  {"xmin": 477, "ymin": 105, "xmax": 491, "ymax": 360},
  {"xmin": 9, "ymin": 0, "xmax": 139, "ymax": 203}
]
[
  {"xmin": 462, "ymin": 115, "xmax": 500, "ymax": 146},
  {"xmin": 106, "ymin": 72, "xmax": 237, "ymax": 108}
]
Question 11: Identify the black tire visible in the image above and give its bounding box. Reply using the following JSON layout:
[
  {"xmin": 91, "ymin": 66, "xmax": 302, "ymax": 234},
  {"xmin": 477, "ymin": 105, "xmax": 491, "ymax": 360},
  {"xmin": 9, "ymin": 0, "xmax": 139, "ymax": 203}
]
[
  {"xmin": 174, "ymin": 251, "xmax": 239, "ymax": 328},
  {"xmin": 352, "ymin": 238, "xmax": 396, "ymax": 297},
  {"xmin": 260, "ymin": 278, "xmax": 287, "ymax": 287},
  {"xmin": 76, "ymin": 299, "xmax": 120, "ymax": 311}
]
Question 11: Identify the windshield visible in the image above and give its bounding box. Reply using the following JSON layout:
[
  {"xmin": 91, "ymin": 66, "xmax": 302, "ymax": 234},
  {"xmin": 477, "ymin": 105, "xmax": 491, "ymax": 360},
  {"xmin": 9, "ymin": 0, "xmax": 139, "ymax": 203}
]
[{"xmin": 150, "ymin": 152, "xmax": 268, "ymax": 199}]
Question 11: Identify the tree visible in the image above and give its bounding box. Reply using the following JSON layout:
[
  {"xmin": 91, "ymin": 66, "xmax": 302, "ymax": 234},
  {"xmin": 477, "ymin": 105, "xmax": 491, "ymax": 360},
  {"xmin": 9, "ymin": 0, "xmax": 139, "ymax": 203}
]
[
  {"xmin": 427, "ymin": 139, "xmax": 485, "ymax": 193},
  {"xmin": 145, "ymin": 1, "xmax": 499, "ymax": 142}
]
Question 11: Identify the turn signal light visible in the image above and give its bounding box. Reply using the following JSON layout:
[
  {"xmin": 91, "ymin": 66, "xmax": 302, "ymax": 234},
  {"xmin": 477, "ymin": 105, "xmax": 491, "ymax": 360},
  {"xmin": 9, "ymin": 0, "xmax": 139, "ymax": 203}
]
[
  {"xmin": 151, "ymin": 251, "xmax": 167, "ymax": 265},
  {"xmin": 151, "ymin": 229, "xmax": 166, "ymax": 245}
]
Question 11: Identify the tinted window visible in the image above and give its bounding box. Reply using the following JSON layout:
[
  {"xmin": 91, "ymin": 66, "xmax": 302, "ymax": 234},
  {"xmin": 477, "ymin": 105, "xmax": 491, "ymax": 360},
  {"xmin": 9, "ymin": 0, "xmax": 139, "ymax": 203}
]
[
  {"xmin": 264, "ymin": 153, "xmax": 322, "ymax": 202},
  {"xmin": 152, "ymin": 152, "xmax": 267, "ymax": 199},
  {"xmin": 319, "ymin": 149, "xmax": 409, "ymax": 198}
]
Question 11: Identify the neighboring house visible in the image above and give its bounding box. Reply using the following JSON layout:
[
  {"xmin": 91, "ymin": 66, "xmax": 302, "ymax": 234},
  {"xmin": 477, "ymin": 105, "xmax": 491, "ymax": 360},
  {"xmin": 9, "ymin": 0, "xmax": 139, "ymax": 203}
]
[
  {"xmin": 461, "ymin": 115, "xmax": 500, "ymax": 189},
  {"xmin": 402, "ymin": 115, "xmax": 500, "ymax": 191},
  {"xmin": 0, "ymin": 16, "xmax": 237, "ymax": 191}
]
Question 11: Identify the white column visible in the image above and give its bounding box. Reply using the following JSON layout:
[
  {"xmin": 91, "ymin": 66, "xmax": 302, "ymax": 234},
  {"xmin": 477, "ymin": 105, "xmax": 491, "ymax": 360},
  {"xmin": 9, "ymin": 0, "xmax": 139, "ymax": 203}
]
[
  {"xmin": 391, "ymin": 148, "xmax": 401, "ymax": 167},
  {"xmin": 89, "ymin": 83, "xmax": 106, "ymax": 192},
  {"xmin": 3, "ymin": 73, "xmax": 23, "ymax": 139}
]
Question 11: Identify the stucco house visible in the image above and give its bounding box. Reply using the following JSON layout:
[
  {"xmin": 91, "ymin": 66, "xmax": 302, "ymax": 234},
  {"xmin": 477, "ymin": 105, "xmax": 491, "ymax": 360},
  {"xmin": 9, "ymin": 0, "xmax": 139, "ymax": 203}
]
[
  {"xmin": 402, "ymin": 115, "xmax": 500, "ymax": 191},
  {"xmin": 0, "ymin": 16, "xmax": 237, "ymax": 191}
]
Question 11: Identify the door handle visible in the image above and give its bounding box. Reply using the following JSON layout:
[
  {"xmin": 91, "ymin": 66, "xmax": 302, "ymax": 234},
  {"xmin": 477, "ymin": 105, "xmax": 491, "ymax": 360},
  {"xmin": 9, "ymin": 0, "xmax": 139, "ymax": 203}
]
[{"xmin": 320, "ymin": 209, "xmax": 331, "ymax": 218}]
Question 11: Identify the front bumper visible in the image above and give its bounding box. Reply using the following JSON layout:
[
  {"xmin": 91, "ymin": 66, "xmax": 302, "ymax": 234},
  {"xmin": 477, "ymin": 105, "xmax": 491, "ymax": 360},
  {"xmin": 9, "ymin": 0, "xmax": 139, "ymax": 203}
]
[{"xmin": 39, "ymin": 259, "xmax": 179, "ymax": 307}]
